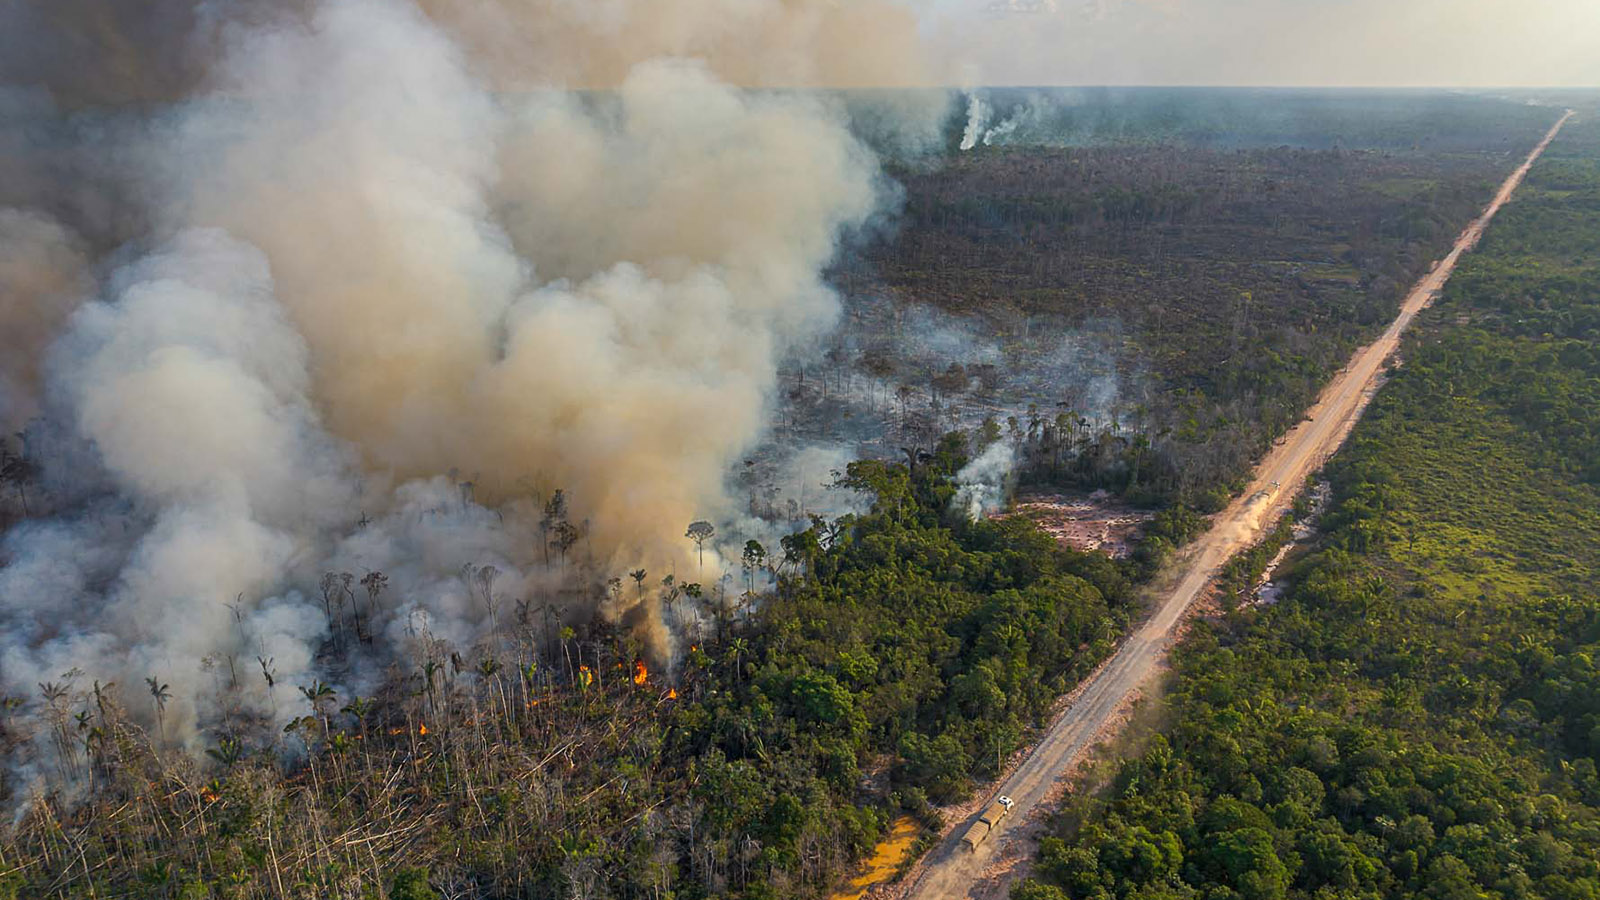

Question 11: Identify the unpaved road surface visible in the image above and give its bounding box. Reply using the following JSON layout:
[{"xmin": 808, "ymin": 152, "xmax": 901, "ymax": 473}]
[{"xmin": 904, "ymin": 110, "xmax": 1574, "ymax": 900}]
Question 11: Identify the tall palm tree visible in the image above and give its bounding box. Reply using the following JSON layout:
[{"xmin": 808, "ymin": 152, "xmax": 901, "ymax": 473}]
[
  {"xmin": 725, "ymin": 638, "xmax": 750, "ymax": 685},
  {"xmin": 299, "ymin": 681, "xmax": 336, "ymax": 737},
  {"xmin": 146, "ymin": 677, "xmax": 171, "ymax": 743},
  {"xmin": 206, "ymin": 737, "xmax": 244, "ymax": 768}
]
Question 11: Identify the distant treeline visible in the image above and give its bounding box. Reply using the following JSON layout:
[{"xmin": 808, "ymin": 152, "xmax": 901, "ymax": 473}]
[{"xmin": 941, "ymin": 88, "xmax": 1556, "ymax": 152}]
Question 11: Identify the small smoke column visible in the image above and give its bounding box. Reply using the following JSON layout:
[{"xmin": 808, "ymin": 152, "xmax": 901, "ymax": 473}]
[
  {"xmin": 960, "ymin": 93, "xmax": 991, "ymax": 151},
  {"xmin": 957, "ymin": 90, "xmax": 1054, "ymax": 150},
  {"xmin": 981, "ymin": 113, "xmax": 1022, "ymax": 145},
  {"xmin": 953, "ymin": 441, "xmax": 1015, "ymax": 520}
]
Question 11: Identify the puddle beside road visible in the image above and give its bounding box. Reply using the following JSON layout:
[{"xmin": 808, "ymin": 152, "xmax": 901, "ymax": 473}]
[{"xmin": 831, "ymin": 816, "xmax": 922, "ymax": 900}]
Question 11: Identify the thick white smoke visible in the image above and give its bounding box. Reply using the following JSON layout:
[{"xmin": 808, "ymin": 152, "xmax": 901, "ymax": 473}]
[
  {"xmin": 165, "ymin": 1, "xmax": 883, "ymax": 564},
  {"xmin": 413, "ymin": 0, "xmax": 936, "ymax": 91},
  {"xmin": 4, "ymin": 230, "xmax": 349, "ymax": 747},
  {"xmin": 0, "ymin": 0, "xmax": 915, "ymax": 753}
]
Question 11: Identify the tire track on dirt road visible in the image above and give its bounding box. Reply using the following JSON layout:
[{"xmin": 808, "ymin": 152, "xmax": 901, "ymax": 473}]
[{"xmin": 902, "ymin": 109, "xmax": 1575, "ymax": 900}]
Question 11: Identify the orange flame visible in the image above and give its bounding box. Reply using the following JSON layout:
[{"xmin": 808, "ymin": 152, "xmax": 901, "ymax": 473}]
[
  {"xmin": 632, "ymin": 659, "xmax": 649, "ymax": 686},
  {"xmin": 418, "ymin": 723, "xmax": 429, "ymax": 736},
  {"xmin": 666, "ymin": 688, "xmax": 678, "ymax": 700},
  {"xmin": 200, "ymin": 788, "xmax": 219, "ymax": 803}
]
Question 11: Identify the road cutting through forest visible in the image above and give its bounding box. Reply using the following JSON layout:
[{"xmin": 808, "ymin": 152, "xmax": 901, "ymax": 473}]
[{"xmin": 894, "ymin": 109, "xmax": 1575, "ymax": 900}]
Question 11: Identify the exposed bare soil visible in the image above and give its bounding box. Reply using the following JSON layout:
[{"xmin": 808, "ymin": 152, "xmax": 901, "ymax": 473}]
[{"xmin": 1007, "ymin": 491, "xmax": 1153, "ymax": 558}]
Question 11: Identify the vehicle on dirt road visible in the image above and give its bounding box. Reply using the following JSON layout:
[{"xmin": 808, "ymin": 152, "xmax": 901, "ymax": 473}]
[{"xmin": 960, "ymin": 796, "xmax": 1015, "ymax": 851}]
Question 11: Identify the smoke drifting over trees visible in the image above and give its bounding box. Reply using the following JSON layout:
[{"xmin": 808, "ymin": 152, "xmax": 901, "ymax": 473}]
[{"xmin": 0, "ymin": 0, "xmax": 935, "ymax": 754}]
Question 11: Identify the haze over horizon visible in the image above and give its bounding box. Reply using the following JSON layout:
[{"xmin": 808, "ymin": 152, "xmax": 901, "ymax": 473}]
[
  {"xmin": 4, "ymin": 0, "xmax": 1598, "ymax": 107},
  {"xmin": 924, "ymin": 0, "xmax": 1600, "ymax": 89}
]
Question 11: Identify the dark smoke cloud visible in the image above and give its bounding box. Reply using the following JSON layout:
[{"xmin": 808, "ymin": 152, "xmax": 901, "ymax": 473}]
[{"xmin": 0, "ymin": 0, "xmax": 314, "ymax": 108}]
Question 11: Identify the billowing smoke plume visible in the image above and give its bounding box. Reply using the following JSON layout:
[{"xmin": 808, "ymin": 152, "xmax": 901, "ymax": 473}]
[
  {"xmin": 413, "ymin": 0, "xmax": 935, "ymax": 91},
  {"xmin": 0, "ymin": 0, "xmax": 928, "ymax": 753},
  {"xmin": 165, "ymin": 0, "xmax": 882, "ymax": 562},
  {"xmin": 3, "ymin": 230, "xmax": 350, "ymax": 748}
]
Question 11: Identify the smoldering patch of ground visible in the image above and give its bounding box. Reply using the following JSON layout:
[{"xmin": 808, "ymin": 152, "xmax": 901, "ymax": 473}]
[{"xmin": 733, "ymin": 288, "xmax": 1140, "ymax": 527}]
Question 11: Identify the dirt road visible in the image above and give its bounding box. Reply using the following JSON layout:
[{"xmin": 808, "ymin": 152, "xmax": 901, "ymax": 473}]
[{"xmin": 904, "ymin": 109, "xmax": 1574, "ymax": 900}]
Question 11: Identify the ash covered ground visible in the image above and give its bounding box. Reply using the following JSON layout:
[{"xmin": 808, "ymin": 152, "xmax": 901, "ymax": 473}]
[{"xmin": 739, "ymin": 286, "xmax": 1142, "ymax": 529}]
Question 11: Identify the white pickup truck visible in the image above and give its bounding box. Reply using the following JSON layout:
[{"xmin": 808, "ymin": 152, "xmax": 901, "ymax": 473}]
[{"xmin": 960, "ymin": 795, "xmax": 1015, "ymax": 850}]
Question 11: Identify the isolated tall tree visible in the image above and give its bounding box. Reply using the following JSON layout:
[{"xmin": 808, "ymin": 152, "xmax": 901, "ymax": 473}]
[
  {"xmin": 540, "ymin": 489, "xmax": 568, "ymax": 566},
  {"xmin": 463, "ymin": 563, "xmax": 501, "ymax": 632},
  {"xmin": 896, "ymin": 384, "xmax": 914, "ymax": 428},
  {"xmin": 339, "ymin": 571, "xmax": 359, "ymax": 641},
  {"xmin": 319, "ymin": 572, "xmax": 342, "ymax": 638},
  {"xmin": 299, "ymin": 681, "xmax": 336, "ymax": 737},
  {"xmin": 360, "ymin": 570, "xmax": 388, "ymax": 625},
  {"xmin": 145, "ymin": 677, "xmax": 171, "ymax": 743},
  {"xmin": 978, "ymin": 416, "xmax": 1003, "ymax": 450},
  {"xmin": 741, "ymin": 540, "xmax": 767, "ymax": 597},
  {"xmin": 552, "ymin": 520, "xmax": 581, "ymax": 567},
  {"xmin": 725, "ymin": 637, "xmax": 750, "ymax": 685},
  {"xmin": 685, "ymin": 521, "xmax": 716, "ymax": 574}
]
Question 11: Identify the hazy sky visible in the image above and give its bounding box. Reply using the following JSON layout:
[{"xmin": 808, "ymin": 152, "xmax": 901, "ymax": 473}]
[{"xmin": 923, "ymin": 0, "xmax": 1600, "ymax": 87}]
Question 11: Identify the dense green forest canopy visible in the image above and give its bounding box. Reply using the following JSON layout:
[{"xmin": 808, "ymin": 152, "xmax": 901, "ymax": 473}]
[{"xmin": 1014, "ymin": 115, "xmax": 1600, "ymax": 900}]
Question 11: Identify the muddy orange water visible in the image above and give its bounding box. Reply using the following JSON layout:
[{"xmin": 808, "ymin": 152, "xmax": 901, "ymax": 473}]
[{"xmin": 831, "ymin": 816, "xmax": 921, "ymax": 900}]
